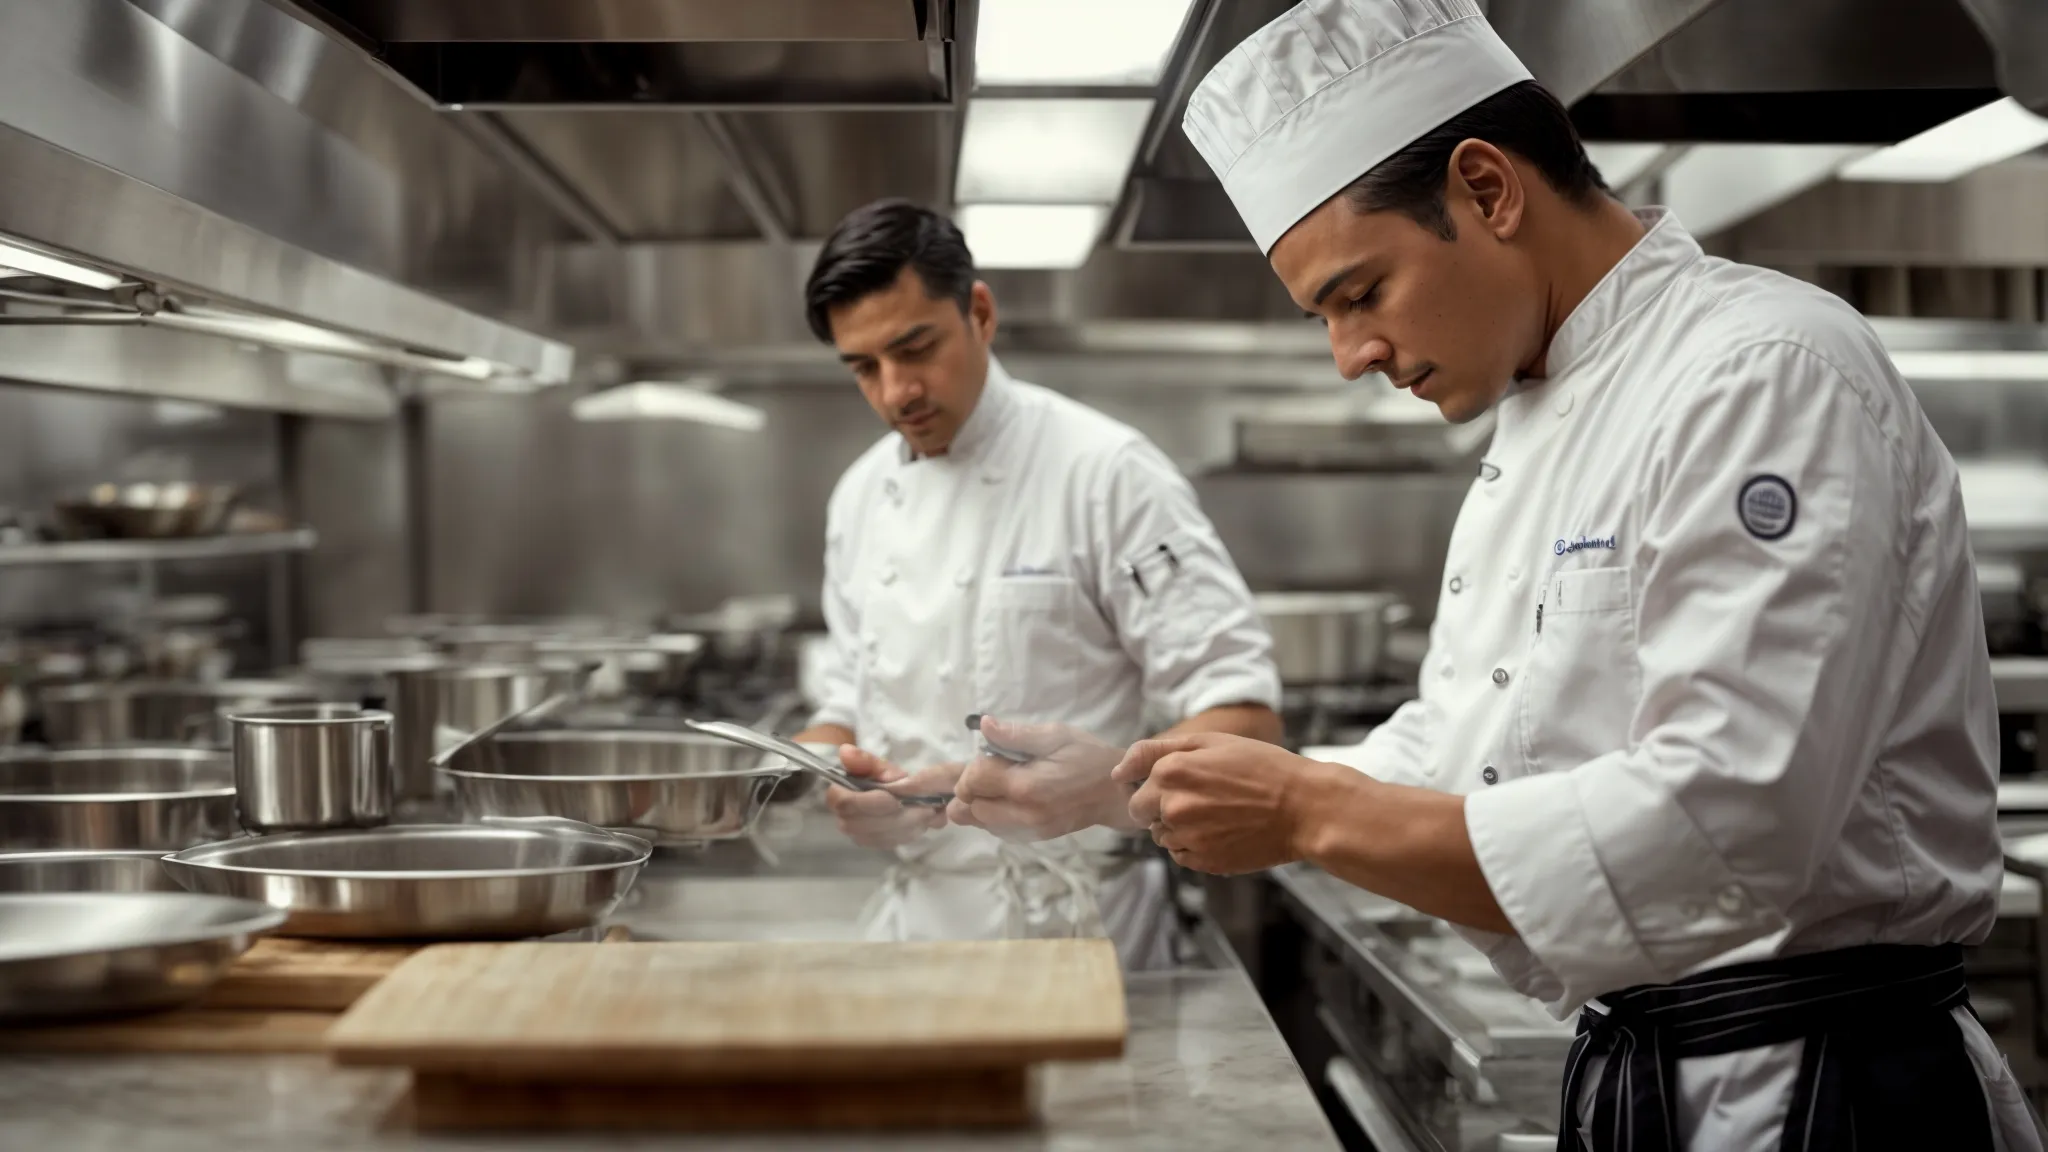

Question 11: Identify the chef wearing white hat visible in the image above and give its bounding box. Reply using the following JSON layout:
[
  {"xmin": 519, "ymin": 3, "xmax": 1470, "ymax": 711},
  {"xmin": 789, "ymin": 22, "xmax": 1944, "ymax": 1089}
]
[{"xmin": 960, "ymin": 1, "xmax": 2041, "ymax": 1149}]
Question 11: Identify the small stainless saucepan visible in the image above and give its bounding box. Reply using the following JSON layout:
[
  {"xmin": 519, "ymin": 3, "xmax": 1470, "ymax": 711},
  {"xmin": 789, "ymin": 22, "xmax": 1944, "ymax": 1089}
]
[{"xmin": 224, "ymin": 704, "xmax": 393, "ymax": 833}]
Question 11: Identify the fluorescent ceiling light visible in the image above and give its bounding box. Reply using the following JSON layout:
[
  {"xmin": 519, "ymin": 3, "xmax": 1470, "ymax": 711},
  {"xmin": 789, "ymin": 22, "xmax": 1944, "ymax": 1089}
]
[
  {"xmin": 957, "ymin": 99, "xmax": 1154, "ymax": 204},
  {"xmin": 959, "ymin": 204, "xmax": 1109, "ymax": 270},
  {"xmin": 573, "ymin": 381, "xmax": 767, "ymax": 431},
  {"xmin": 1659, "ymin": 144, "xmax": 1872, "ymax": 236},
  {"xmin": 1582, "ymin": 143, "xmax": 1669, "ymax": 191},
  {"xmin": 976, "ymin": 0, "xmax": 1197, "ymax": 87},
  {"xmin": 0, "ymin": 238, "xmax": 123, "ymax": 291},
  {"xmin": 1841, "ymin": 98, "xmax": 2048, "ymax": 183},
  {"xmin": 1890, "ymin": 350, "xmax": 2048, "ymax": 382}
]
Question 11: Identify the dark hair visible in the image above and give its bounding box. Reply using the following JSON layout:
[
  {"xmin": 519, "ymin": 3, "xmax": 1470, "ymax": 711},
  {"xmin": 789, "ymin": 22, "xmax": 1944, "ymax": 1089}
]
[
  {"xmin": 804, "ymin": 199, "xmax": 977, "ymax": 342},
  {"xmin": 1343, "ymin": 81, "xmax": 1610, "ymax": 240}
]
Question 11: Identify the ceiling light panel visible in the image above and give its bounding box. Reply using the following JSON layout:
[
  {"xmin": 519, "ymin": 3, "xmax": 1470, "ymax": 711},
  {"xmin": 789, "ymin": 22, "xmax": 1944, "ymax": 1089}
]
[
  {"xmin": 1582, "ymin": 143, "xmax": 1669, "ymax": 191},
  {"xmin": 956, "ymin": 99, "xmax": 1155, "ymax": 204},
  {"xmin": 1841, "ymin": 98, "xmax": 2048, "ymax": 183},
  {"xmin": 1659, "ymin": 144, "xmax": 1871, "ymax": 236},
  {"xmin": 959, "ymin": 204, "xmax": 1110, "ymax": 270},
  {"xmin": 573, "ymin": 382, "xmax": 767, "ymax": 430},
  {"xmin": 975, "ymin": 0, "xmax": 1198, "ymax": 87}
]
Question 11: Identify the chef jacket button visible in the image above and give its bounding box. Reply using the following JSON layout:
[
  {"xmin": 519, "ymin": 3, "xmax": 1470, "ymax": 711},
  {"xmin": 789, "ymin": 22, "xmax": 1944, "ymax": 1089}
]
[
  {"xmin": 1716, "ymin": 885, "xmax": 1747, "ymax": 915},
  {"xmin": 864, "ymin": 636, "xmax": 879, "ymax": 654},
  {"xmin": 953, "ymin": 569, "xmax": 972, "ymax": 587},
  {"xmin": 937, "ymin": 661, "xmax": 954, "ymax": 678},
  {"xmin": 1440, "ymin": 663, "xmax": 1455, "ymax": 681},
  {"xmin": 879, "ymin": 567, "xmax": 897, "ymax": 586},
  {"xmin": 1491, "ymin": 667, "xmax": 1510, "ymax": 687},
  {"xmin": 1507, "ymin": 567, "xmax": 1521, "ymax": 584},
  {"xmin": 1481, "ymin": 765, "xmax": 1498, "ymax": 785},
  {"xmin": 1555, "ymin": 391, "xmax": 1575, "ymax": 417},
  {"xmin": 1448, "ymin": 576, "xmax": 1464, "ymax": 594}
]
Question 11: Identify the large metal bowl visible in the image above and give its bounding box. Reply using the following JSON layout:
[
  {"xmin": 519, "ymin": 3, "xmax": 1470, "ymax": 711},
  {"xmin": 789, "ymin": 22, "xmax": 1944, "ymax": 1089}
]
[
  {"xmin": 0, "ymin": 891, "xmax": 284, "ymax": 1021},
  {"xmin": 0, "ymin": 748, "xmax": 236, "ymax": 851},
  {"xmin": 50, "ymin": 482, "xmax": 239, "ymax": 540},
  {"xmin": 162, "ymin": 822, "xmax": 650, "ymax": 939},
  {"xmin": 1255, "ymin": 591, "xmax": 1413, "ymax": 685},
  {"xmin": 0, "ymin": 849, "xmax": 178, "ymax": 892},
  {"xmin": 440, "ymin": 729, "xmax": 790, "ymax": 845}
]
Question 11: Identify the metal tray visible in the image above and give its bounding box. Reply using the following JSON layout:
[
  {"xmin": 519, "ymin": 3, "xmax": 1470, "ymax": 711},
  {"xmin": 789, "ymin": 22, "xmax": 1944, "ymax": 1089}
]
[
  {"xmin": 0, "ymin": 891, "xmax": 283, "ymax": 1022},
  {"xmin": 440, "ymin": 728, "xmax": 791, "ymax": 845},
  {"xmin": 0, "ymin": 849, "xmax": 178, "ymax": 892},
  {"xmin": 161, "ymin": 822, "xmax": 651, "ymax": 940},
  {"xmin": 0, "ymin": 748, "xmax": 236, "ymax": 851}
]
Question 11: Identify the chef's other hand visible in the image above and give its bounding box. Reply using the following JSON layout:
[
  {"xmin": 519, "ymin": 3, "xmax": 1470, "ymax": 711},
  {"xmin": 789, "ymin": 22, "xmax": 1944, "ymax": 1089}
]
[
  {"xmin": 950, "ymin": 717, "xmax": 1139, "ymax": 841},
  {"xmin": 826, "ymin": 747, "xmax": 954, "ymax": 851},
  {"xmin": 1114, "ymin": 733, "xmax": 1336, "ymax": 875}
]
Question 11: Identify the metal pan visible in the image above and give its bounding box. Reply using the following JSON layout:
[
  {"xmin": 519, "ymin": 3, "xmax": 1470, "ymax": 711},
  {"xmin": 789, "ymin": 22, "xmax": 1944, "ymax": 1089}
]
[
  {"xmin": 441, "ymin": 729, "xmax": 792, "ymax": 845},
  {"xmin": 0, "ymin": 892, "xmax": 284, "ymax": 1022},
  {"xmin": 0, "ymin": 748, "xmax": 236, "ymax": 851},
  {"xmin": 161, "ymin": 822, "xmax": 650, "ymax": 939},
  {"xmin": 0, "ymin": 849, "xmax": 178, "ymax": 892},
  {"xmin": 685, "ymin": 719, "xmax": 952, "ymax": 807}
]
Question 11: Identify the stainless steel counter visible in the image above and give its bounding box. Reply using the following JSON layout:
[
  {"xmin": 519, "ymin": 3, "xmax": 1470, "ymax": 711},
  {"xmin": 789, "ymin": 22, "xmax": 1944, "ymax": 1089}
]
[{"xmin": 0, "ymin": 804, "xmax": 1341, "ymax": 1151}]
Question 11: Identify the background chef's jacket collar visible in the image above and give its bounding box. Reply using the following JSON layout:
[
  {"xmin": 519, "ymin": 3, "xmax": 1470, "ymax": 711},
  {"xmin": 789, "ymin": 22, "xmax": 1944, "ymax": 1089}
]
[
  {"xmin": 899, "ymin": 355, "xmax": 1017, "ymax": 466},
  {"xmin": 1542, "ymin": 209, "xmax": 1702, "ymax": 380}
]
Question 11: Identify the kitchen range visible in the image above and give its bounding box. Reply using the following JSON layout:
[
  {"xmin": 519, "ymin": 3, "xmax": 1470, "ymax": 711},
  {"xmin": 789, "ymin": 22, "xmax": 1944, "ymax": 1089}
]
[{"xmin": 1, "ymin": 0, "xmax": 2046, "ymax": 1149}]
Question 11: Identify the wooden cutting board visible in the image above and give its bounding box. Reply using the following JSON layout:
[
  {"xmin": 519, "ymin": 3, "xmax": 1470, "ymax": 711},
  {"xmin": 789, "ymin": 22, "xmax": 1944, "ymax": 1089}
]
[
  {"xmin": 329, "ymin": 939, "xmax": 1126, "ymax": 1131},
  {"xmin": 202, "ymin": 937, "xmax": 423, "ymax": 1012},
  {"xmin": 0, "ymin": 1009, "xmax": 336, "ymax": 1054}
]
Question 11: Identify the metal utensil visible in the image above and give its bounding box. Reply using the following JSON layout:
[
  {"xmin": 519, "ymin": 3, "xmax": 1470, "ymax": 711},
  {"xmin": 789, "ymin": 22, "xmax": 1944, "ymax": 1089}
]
[
  {"xmin": 226, "ymin": 704, "xmax": 393, "ymax": 833},
  {"xmin": 0, "ymin": 891, "xmax": 284, "ymax": 1021},
  {"xmin": 684, "ymin": 719, "xmax": 951, "ymax": 808},
  {"xmin": 0, "ymin": 849, "xmax": 177, "ymax": 892},
  {"xmin": 162, "ymin": 822, "xmax": 650, "ymax": 939},
  {"xmin": 442, "ymin": 728, "xmax": 793, "ymax": 845},
  {"xmin": 0, "ymin": 748, "xmax": 235, "ymax": 851}
]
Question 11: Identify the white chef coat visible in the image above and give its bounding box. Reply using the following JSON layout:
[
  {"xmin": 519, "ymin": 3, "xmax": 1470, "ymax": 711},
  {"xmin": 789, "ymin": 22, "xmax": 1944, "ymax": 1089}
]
[
  {"xmin": 1333, "ymin": 210, "xmax": 2037, "ymax": 1150},
  {"xmin": 810, "ymin": 357, "xmax": 1281, "ymax": 966}
]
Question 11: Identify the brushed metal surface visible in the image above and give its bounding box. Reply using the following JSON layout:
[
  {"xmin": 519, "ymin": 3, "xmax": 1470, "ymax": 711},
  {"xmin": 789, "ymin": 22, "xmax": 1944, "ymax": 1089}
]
[
  {"xmin": 227, "ymin": 705, "xmax": 394, "ymax": 833},
  {"xmin": 162, "ymin": 823, "xmax": 649, "ymax": 939},
  {"xmin": 0, "ymin": 891, "xmax": 284, "ymax": 1022},
  {"xmin": 0, "ymin": 748, "xmax": 235, "ymax": 852},
  {"xmin": 40, "ymin": 680, "xmax": 322, "ymax": 748},
  {"xmin": 387, "ymin": 665, "xmax": 578, "ymax": 801},
  {"xmin": 0, "ymin": 850, "xmax": 179, "ymax": 894},
  {"xmin": 442, "ymin": 729, "xmax": 788, "ymax": 844}
]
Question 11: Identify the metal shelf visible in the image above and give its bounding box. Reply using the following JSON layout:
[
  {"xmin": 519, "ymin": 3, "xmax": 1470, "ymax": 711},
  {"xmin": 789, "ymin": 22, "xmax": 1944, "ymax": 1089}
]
[{"xmin": 0, "ymin": 529, "xmax": 316, "ymax": 568}]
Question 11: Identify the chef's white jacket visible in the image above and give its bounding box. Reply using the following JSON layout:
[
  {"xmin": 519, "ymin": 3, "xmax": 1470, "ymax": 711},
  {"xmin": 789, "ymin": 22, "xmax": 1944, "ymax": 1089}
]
[
  {"xmin": 809, "ymin": 357, "xmax": 1281, "ymax": 958},
  {"xmin": 1333, "ymin": 211, "xmax": 2032, "ymax": 1148}
]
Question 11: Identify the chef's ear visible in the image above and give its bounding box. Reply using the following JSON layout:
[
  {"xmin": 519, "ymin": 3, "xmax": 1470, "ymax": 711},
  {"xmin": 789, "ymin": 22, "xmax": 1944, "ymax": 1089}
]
[
  {"xmin": 1447, "ymin": 139, "xmax": 1525, "ymax": 243},
  {"xmin": 968, "ymin": 280, "xmax": 999, "ymax": 344}
]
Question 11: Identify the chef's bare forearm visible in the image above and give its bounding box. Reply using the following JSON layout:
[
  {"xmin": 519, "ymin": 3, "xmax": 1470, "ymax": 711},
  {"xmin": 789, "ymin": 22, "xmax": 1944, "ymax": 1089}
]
[
  {"xmin": 1292, "ymin": 766, "xmax": 1516, "ymax": 936},
  {"xmin": 792, "ymin": 723, "xmax": 856, "ymax": 748},
  {"xmin": 1161, "ymin": 702, "xmax": 1285, "ymax": 745}
]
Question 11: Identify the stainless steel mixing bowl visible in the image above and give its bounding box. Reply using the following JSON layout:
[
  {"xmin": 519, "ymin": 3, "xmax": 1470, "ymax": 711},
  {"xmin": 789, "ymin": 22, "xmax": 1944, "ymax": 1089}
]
[
  {"xmin": 0, "ymin": 748, "xmax": 236, "ymax": 851},
  {"xmin": 0, "ymin": 891, "xmax": 284, "ymax": 1021},
  {"xmin": 162, "ymin": 821, "xmax": 650, "ymax": 939},
  {"xmin": 440, "ymin": 728, "xmax": 791, "ymax": 845}
]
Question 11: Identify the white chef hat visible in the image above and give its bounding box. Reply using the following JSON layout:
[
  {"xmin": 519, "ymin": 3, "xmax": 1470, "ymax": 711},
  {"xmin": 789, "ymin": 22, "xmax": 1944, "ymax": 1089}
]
[{"xmin": 1184, "ymin": 0, "xmax": 1532, "ymax": 253}]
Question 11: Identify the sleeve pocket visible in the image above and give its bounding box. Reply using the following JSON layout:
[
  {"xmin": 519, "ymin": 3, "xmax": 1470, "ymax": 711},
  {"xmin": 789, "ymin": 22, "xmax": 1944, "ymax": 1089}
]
[{"xmin": 1548, "ymin": 566, "xmax": 1632, "ymax": 615}]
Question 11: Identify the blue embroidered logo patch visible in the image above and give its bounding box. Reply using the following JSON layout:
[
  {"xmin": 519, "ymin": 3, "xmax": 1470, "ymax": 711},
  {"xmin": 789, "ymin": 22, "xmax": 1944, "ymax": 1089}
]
[
  {"xmin": 1553, "ymin": 534, "xmax": 1618, "ymax": 557},
  {"xmin": 1738, "ymin": 475, "xmax": 1797, "ymax": 540}
]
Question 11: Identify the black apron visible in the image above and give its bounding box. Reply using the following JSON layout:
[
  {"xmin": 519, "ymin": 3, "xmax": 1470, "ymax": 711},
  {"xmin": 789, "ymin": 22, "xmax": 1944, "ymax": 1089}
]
[{"xmin": 1557, "ymin": 943, "xmax": 1996, "ymax": 1152}]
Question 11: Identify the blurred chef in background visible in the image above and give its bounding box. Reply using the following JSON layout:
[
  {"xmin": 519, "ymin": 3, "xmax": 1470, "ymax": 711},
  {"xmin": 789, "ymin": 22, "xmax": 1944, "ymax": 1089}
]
[{"xmin": 787, "ymin": 198, "xmax": 1282, "ymax": 968}]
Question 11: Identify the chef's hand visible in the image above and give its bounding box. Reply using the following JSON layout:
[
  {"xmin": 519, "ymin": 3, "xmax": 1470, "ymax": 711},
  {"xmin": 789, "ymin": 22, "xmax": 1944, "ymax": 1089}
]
[
  {"xmin": 1114, "ymin": 732, "xmax": 1338, "ymax": 875},
  {"xmin": 949, "ymin": 717, "xmax": 1141, "ymax": 841},
  {"xmin": 825, "ymin": 747, "xmax": 956, "ymax": 851}
]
